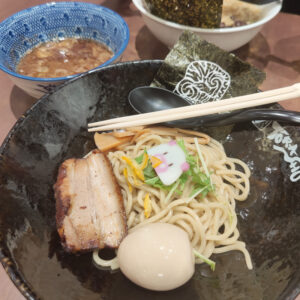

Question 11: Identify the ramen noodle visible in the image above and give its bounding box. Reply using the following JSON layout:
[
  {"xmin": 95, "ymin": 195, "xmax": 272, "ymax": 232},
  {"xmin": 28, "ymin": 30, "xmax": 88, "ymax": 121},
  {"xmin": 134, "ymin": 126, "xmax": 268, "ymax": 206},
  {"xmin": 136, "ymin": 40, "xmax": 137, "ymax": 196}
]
[{"xmin": 93, "ymin": 128, "xmax": 252, "ymax": 270}]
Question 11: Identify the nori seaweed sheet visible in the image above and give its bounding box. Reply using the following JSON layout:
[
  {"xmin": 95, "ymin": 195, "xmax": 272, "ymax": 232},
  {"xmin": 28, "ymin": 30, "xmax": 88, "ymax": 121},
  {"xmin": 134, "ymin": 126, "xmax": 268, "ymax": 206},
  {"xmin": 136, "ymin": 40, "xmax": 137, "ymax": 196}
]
[
  {"xmin": 144, "ymin": 0, "xmax": 223, "ymax": 28},
  {"xmin": 151, "ymin": 31, "xmax": 266, "ymax": 138},
  {"xmin": 152, "ymin": 31, "xmax": 266, "ymax": 99}
]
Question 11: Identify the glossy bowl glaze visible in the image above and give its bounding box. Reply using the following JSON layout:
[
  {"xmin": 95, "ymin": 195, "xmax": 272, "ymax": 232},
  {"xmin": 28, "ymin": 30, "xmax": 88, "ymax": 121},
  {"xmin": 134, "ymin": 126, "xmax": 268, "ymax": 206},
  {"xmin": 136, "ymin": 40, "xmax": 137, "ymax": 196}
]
[
  {"xmin": 0, "ymin": 2, "xmax": 129, "ymax": 98},
  {"xmin": 0, "ymin": 60, "xmax": 299, "ymax": 300},
  {"xmin": 133, "ymin": 0, "xmax": 281, "ymax": 51}
]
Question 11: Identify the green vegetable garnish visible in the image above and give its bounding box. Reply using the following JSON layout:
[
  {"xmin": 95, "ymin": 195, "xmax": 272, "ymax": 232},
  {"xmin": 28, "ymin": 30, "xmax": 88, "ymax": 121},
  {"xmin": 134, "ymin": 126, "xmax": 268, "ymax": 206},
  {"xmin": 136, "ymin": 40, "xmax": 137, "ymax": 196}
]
[
  {"xmin": 178, "ymin": 139, "xmax": 215, "ymax": 198},
  {"xmin": 193, "ymin": 249, "xmax": 216, "ymax": 271},
  {"xmin": 135, "ymin": 149, "xmax": 147, "ymax": 164},
  {"xmin": 164, "ymin": 180, "xmax": 180, "ymax": 204},
  {"xmin": 143, "ymin": 162, "xmax": 157, "ymax": 178},
  {"xmin": 194, "ymin": 137, "xmax": 213, "ymax": 189},
  {"xmin": 188, "ymin": 186, "xmax": 208, "ymax": 203},
  {"xmin": 144, "ymin": 176, "xmax": 160, "ymax": 185},
  {"xmin": 135, "ymin": 140, "xmax": 214, "ymax": 200}
]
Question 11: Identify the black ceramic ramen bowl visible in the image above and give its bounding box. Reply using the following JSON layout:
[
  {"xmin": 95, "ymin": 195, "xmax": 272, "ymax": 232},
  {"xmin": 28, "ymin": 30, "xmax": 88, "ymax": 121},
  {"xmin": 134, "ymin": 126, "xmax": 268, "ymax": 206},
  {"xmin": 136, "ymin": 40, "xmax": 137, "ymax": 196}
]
[{"xmin": 0, "ymin": 60, "xmax": 299, "ymax": 300}]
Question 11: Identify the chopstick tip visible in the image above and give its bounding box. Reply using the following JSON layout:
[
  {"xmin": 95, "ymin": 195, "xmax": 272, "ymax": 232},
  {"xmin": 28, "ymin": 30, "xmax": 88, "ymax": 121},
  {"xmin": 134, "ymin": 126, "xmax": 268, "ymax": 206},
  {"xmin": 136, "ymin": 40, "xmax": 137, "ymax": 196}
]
[{"xmin": 293, "ymin": 82, "xmax": 300, "ymax": 91}]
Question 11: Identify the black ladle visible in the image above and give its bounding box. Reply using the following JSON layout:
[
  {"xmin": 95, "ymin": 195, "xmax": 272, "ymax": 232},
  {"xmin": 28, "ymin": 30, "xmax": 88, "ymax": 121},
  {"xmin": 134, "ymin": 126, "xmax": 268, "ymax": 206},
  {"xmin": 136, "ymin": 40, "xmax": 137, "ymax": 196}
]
[{"xmin": 128, "ymin": 86, "xmax": 300, "ymax": 128}]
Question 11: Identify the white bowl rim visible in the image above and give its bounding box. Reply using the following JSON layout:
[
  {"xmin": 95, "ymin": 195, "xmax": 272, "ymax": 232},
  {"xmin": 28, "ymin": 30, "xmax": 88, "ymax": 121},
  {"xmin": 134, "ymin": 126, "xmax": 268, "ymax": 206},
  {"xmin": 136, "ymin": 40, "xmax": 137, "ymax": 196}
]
[
  {"xmin": 0, "ymin": 1, "xmax": 130, "ymax": 82},
  {"xmin": 133, "ymin": 0, "xmax": 282, "ymax": 34}
]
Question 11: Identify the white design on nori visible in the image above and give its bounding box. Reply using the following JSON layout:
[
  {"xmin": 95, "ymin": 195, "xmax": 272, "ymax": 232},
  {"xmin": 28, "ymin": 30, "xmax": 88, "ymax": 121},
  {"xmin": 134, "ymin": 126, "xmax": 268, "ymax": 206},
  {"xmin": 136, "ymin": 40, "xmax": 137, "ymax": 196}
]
[{"xmin": 174, "ymin": 60, "xmax": 231, "ymax": 104}]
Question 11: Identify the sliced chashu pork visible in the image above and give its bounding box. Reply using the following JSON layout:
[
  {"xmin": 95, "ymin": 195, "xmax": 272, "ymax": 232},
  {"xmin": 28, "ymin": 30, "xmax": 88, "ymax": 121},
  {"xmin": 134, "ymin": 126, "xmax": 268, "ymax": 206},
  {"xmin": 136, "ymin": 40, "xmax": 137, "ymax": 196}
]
[{"xmin": 54, "ymin": 150, "xmax": 127, "ymax": 252}]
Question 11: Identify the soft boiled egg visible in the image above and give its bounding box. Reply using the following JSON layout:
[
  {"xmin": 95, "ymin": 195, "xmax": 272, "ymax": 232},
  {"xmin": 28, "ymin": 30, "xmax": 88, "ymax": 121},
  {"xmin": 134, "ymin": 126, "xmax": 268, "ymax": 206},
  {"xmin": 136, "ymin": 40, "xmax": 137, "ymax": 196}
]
[{"xmin": 117, "ymin": 223, "xmax": 195, "ymax": 291}]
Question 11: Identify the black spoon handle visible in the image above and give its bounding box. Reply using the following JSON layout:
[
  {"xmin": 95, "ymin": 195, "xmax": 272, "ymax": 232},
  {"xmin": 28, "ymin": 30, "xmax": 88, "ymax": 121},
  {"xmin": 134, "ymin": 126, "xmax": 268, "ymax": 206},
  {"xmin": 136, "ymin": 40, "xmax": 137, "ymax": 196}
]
[{"xmin": 205, "ymin": 109, "xmax": 300, "ymax": 127}]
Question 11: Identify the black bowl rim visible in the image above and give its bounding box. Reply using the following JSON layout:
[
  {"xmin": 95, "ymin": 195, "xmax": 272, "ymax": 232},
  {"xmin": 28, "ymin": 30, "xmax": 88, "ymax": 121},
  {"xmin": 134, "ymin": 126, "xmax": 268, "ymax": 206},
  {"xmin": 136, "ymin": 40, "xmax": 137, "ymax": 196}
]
[
  {"xmin": 0, "ymin": 59, "xmax": 162, "ymax": 300},
  {"xmin": 0, "ymin": 59, "xmax": 295, "ymax": 300}
]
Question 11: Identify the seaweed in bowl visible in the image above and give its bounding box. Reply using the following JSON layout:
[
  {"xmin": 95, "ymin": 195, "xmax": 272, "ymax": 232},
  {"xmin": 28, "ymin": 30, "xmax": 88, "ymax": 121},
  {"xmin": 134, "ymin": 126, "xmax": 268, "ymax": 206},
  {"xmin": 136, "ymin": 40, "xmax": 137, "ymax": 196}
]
[
  {"xmin": 133, "ymin": 0, "xmax": 282, "ymax": 51},
  {"xmin": 0, "ymin": 60, "xmax": 299, "ymax": 300},
  {"xmin": 144, "ymin": 0, "xmax": 262, "ymax": 28},
  {"xmin": 144, "ymin": 0, "xmax": 223, "ymax": 28}
]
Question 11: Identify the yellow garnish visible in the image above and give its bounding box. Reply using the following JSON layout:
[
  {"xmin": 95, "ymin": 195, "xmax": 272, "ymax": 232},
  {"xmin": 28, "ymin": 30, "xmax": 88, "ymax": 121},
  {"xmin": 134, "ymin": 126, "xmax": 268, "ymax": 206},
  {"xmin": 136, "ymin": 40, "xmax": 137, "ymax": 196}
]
[
  {"xmin": 131, "ymin": 169, "xmax": 142, "ymax": 186},
  {"xmin": 144, "ymin": 193, "xmax": 152, "ymax": 218},
  {"xmin": 126, "ymin": 164, "xmax": 142, "ymax": 187},
  {"xmin": 122, "ymin": 156, "xmax": 145, "ymax": 181},
  {"xmin": 150, "ymin": 156, "xmax": 162, "ymax": 168},
  {"xmin": 123, "ymin": 167, "xmax": 132, "ymax": 193},
  {"xmin": 140, "ymin": 152, "xmax": 149, "ymax": 170}
]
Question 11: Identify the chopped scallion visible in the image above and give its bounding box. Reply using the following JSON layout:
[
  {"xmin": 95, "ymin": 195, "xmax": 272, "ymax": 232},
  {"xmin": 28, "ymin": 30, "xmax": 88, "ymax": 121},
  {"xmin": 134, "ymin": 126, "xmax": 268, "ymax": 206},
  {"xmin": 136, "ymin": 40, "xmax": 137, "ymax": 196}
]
[{"xmin": 193, "ymin": 249, "xmax": 216, "ymax": 271}]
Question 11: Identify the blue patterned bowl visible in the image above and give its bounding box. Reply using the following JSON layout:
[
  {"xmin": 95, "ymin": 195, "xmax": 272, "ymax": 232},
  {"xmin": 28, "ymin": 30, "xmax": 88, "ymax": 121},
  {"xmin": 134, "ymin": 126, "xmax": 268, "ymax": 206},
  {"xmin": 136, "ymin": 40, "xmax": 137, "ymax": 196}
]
[{"xmin": 0, "ymin": 2, "xmax": 129, "ymax": 98}]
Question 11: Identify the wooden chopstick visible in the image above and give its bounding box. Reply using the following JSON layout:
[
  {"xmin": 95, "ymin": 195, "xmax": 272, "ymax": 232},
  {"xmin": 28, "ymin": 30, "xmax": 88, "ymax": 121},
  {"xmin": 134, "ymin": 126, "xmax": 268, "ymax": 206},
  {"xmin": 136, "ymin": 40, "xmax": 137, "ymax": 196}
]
[
  {"xmin": 88, "ymin": 84, "xmax": 297, "ymax": 128},
  {"xmin": 88, "ymin": 83, "xmax": 300, "ymax": 132}
]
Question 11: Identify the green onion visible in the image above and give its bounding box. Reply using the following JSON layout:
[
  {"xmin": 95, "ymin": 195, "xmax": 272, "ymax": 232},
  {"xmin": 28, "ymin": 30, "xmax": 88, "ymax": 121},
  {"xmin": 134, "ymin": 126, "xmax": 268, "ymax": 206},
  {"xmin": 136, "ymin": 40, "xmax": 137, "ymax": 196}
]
[
  {"xmin": 144, "ymin": 176, "xmax": 160, "ymax": 185},
  {"xmin": 187, "ymin": 186, "xmax": 207, "ymax": 203},
  {"xmin": 193, "ymin": 249, "xmax": 216, "ymax": 271},
  {"xmin": 164, "ymin": 180, "xmax": 180, "ymax": 203},
  {"xmin": 194, "ymin": 138, "xmax": 213, "ymax": 189}
]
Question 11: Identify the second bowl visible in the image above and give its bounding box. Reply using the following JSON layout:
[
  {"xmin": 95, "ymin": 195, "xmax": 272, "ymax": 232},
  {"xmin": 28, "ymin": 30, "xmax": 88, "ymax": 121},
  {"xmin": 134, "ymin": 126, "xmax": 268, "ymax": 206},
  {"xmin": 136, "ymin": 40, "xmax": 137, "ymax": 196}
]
[
  {"xmin": 0, "ymin": 1, "xmax": 129, "ymax": 98},
  {"xmin": 133, "ymin": 0, "xmax": 281, "ymax": 51}
]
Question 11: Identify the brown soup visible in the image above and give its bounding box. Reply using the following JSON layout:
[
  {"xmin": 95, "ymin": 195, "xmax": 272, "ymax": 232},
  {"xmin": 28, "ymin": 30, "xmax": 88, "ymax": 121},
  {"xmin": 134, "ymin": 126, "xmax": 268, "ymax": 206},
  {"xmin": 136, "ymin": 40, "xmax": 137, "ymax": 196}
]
[{"xmin": 17, "ymin": 38, "xmax": 114, "ymax": 78}]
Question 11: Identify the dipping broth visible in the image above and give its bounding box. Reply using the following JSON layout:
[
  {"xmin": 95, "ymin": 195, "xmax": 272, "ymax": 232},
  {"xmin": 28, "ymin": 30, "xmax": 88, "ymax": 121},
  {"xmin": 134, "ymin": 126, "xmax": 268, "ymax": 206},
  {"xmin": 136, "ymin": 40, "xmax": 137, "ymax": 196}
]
[{"xmin": 17, "ymin": 38, "xmax": 114, "ymax": 78}]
